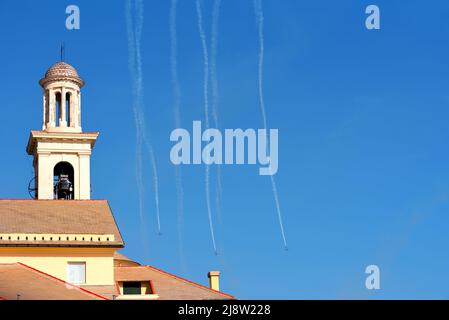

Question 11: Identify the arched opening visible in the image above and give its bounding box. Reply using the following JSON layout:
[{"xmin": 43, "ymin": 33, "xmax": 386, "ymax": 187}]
[
  {"xmin": 55, "ymin": 92, "xmax": 62, "ymax": 127},
  {"xmin": 66, "ymin": 92, "xmax": 71, "ymax": 126},
  {"xmin": 53, "ymin": 161, "xmax": 74, "ymax": 200}
]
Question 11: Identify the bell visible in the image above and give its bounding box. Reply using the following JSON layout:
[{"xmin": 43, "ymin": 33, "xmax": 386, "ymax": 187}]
[{"xmin": 55, "ymin": 174, "xmax": 73, "ymax": 200}]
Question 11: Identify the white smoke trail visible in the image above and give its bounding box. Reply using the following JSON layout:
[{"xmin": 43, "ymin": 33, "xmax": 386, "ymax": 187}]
[
  {"xmin": 210, "ymin": 0, "xmax": 224, "ymax": 226},
  {"xmin": 254, "ymin": 0, "xmax": 288, "ymax": 250},
  {"xmin": 196, "ymin": 0, "xmax": 218, "ymax": 254},
  {"xmin": 170, "ymin": 0, "xmax": 181, "ymax": 129},
  {"xmin": 125, "ymin": 1, "xmax": 142, "ymax": 214},
  {"xmin": 210, "ymin": 0, "xmax": 221, "ymax": 128},
  {"xmin": 143, "ymin": 138, "xmax": 162, "ymax": 235},
  {"xmin": 136, "ymin": 0, "xmax": 162, "ymax": 235},
  {"xmin": 170, "ymin": 0, "xmax": 187, "ymax": 273},
  {"xmin": 254, "ymin": 0, "xmax": 268, "ymax": 132},
  {"xmin": 126, "ymin": 0, "xmax": 162, "ymax": 236},
  {"xmin": 125, "ymin": 0, "xmax": 147, "ymax": 254}
]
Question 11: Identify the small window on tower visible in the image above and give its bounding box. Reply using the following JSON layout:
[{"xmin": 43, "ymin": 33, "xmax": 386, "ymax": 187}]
[{"xmin": 67, "ymin": 262, "xmax": 86, "ymax": 284}]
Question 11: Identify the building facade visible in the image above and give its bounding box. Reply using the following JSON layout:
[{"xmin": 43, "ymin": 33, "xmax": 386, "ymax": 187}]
[{"xmin": 0, "ymin": 61, "xmax": 233, "ymax": 300}]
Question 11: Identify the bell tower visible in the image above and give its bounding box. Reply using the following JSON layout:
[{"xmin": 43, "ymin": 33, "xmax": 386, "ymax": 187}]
[{"xmin": 26, "ymin": 61, "xmax": 98, "ymax": 200}]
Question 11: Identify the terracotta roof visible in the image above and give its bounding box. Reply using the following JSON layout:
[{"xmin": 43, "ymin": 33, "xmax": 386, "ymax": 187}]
[
  {"xmin": 0, "ymin": 200, "xmax": 124, "ymax": 247},
  {"xmin": 39, "ymin": 62, "xmax": 84, "ymax": 87},
  {"xmin": 114, "ymin": 252, "xmax": 132, "ymax": 261},
  {"xmin": 0, "ymin": 263, "xmax": 107, "ymax": 300},
  {"xmin": 79, "ymin": 285, "xmax": 118, "ymax": 300},
  {"xmin": 114, "ymin": 266, "xmax": 235, "ymax": 300}
]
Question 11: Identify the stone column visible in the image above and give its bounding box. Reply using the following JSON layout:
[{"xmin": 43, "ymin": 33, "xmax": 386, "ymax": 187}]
[
  {"xmin": 78, "ymin": 153, "xmax": 91, "ymax": 199},
  {"xmin": 37, "ymin": 153, "xmax": 53, "ymax": 199},
  {"xmin": 78, "ymin": 91, "xmax": 82, "ymax": 129},
  {"xmin": 42, "ymin": 90, "xmax": 47, "ymax": 130}
]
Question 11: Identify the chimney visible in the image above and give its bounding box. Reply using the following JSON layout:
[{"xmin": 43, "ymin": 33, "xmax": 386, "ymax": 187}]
[{"xmin": 208, "ymin": 271, "xmax": 220, "ymax": 291}]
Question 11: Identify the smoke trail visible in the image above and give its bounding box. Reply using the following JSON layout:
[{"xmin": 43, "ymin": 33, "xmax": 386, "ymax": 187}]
[
  {"xmin": 125, "ymin": 0, "xmax": 142, "ymax": 217},
  {"xmin": 210, "ymin": 0, "xmax": 224, "ymax": 226},
  {"xmin": 210, "ymin": 0, "xmax": 221, "ymax": 128},
  {"xmin": 170, "ymin": 0, "xmax": 181, "ymax": 129},
  {"xmin": 125, "ymin": 0, "xmax": 147, "ymax": 254},
  {"xmin": 126, "ymin": 0, "xmax": 162, "ymax": 236},
  {"xmin": 143, "ymin": 138, "xmax": 162, "ymax": 235},
  {"xmin": 196, "ymin": 0, "xmax": 218, "ymax": 254},
  {"xmin": 254, "ymin": 0, "xmax": 268, "ymax": 132},
  {"xmin": 170, "ymin": 0, "xmax": 187, "ymax": 273},
  {"xmin": 254, "ymin": 0, "xmax": 288, "ymax": 250},
  {"xmin": 136, "ymin": 0, "xmax": 162, "ymax": 236}
]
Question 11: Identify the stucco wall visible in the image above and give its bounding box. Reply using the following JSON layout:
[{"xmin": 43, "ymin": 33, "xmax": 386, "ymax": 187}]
[{"xmin": 0, "ymin": 247, "xmax": 115, "ymax": 285}]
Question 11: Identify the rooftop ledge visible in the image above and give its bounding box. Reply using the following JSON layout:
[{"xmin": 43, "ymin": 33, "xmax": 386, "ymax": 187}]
[{"xmin": 0, "ymin": 233, "xmax": 115, "ymax": 242}]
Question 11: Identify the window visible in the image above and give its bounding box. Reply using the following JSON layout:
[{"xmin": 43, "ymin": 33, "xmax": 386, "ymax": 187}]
[
  {"xmin": 55, "ymin": 92, "xmax": 62, "ymax": 126},
  {"xmin": 123, "ymin": 282, "xmax": 141, "ymax": 295},
  {"xmin": 67, "ymin": 262, "xmax": 86, "ymax": 284},
  {"xmin": 66, "ymin": 92, "xmax": 71, "ymax": 125}
]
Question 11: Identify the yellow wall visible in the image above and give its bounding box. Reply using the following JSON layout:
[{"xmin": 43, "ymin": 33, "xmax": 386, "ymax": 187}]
[{"xmin": 0, "ymin": 247, "xmax": 116, "ymax": 285}]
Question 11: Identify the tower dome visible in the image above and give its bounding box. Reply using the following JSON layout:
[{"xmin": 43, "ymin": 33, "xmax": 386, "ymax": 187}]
[
  {"xmin": 39, "ymin": 62, "xmax": 84, "ymax": 87},
  {"xmin": 38, "ymin": 61, "xmax": 85, "ymax": 133}
]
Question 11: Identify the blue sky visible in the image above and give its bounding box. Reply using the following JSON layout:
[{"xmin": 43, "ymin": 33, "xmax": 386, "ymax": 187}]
[{"xmin": 1, "ymin": 0, "xmax": 449, "ymax": 299}]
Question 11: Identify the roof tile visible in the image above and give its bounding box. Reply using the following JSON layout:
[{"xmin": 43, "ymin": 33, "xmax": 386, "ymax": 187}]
[{"xmin": 0, "ymin": 200, "xmax": 123, "ymax": 247}]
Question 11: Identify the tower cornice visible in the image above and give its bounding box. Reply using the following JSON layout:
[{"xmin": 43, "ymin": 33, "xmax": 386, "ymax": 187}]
[
  {"xmin": 26, "ymin": 131, "xmax": 99, "ymax": 156},
  {"xmin": 39, "ymin": 76, "xmax": 85, "ymax": 88}
]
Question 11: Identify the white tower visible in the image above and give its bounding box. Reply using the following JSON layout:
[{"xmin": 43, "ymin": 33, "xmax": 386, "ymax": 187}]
[{"xmin": 26, "ymin": 61, "xmax": 98, "ymax": 200}]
